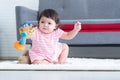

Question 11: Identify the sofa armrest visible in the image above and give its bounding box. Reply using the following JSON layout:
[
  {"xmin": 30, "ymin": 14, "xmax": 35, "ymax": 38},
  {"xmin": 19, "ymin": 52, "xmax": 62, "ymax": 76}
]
[{"xmin": 15, "ymin": 6, "xmax": 38, "ymax": 44}]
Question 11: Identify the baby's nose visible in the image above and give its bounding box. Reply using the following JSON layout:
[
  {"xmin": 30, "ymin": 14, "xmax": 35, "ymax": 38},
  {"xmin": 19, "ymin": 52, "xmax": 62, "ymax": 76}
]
[{"xmin": 44, "ymin": 23, "xmax": 48, "ymax": 27}]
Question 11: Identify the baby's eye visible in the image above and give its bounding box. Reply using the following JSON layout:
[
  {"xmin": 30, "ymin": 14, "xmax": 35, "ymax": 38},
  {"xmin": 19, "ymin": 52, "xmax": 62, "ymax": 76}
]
[
  {"xmin": 41, "ymin": 21, "xmax": 44, "ymax": 23},
  {"xmin": 48, "ymin": 22, "xmax": 51, "ymax": 25}
]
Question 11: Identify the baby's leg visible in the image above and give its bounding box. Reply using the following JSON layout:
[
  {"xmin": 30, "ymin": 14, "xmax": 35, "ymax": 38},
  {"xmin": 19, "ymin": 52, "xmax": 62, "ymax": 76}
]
[
  {"xmin": 58, "ymin": 43, "xmax": 69, "ymax": 64},
  {"xmin": 18, "ymin": 56, "xmax": 30, "ymax": 64},
  {"xmin": 32, "ymin": 60, "xmax": 51, "ymax": 64},
  {"xmin": 18, "ymin": 50, "xmax": 31, "ymax": 64}
]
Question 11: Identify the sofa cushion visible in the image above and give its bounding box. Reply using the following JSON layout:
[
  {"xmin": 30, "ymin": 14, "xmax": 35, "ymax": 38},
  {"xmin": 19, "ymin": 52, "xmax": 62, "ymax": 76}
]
[{"xmin": 60, "ymin": 32, "xmax": 120, "ymax": 45}]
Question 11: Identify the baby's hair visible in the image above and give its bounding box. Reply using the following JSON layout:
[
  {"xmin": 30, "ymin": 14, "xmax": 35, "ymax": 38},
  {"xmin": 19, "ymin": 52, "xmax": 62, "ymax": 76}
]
[{"xmin": 38, "ymin": 9, "xmax": 60, "ymax": 29}]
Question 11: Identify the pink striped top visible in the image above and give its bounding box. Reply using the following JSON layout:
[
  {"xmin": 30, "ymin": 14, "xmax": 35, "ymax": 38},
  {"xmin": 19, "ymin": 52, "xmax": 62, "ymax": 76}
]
[{"xmin": 29, "ymin": 27, "xmax": 64, "ymax": 62}]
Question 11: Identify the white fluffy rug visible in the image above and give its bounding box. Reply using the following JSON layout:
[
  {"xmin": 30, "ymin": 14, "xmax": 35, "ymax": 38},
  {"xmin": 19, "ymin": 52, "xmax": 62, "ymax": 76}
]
[{"xmin": 1, "ymin": 58, "xmax": 120, "ymax": 70}]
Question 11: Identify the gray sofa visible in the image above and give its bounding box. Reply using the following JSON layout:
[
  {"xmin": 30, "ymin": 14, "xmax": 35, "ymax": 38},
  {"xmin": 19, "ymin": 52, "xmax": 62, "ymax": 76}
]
[{"xmin": 15, "ymin": 0, "xmax": 120, "ymax": 58}]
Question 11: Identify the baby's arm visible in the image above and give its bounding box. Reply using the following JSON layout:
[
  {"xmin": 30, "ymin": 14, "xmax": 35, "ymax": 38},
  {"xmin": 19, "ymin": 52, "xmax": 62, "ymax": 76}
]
[{"xmin": 60, "ymin": 22, "xmax": 81, "ymax": 40}]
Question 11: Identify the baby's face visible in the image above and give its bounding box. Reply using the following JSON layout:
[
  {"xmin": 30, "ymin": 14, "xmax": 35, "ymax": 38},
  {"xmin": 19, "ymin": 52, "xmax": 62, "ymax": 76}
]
[{"xmin": 39, "ymin": 16, "xmax": 57, "ymax": 34}]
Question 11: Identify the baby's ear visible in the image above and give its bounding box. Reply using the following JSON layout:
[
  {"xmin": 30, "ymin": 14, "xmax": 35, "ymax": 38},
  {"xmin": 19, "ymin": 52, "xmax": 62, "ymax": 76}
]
[
  {"xmin": 55, "ymin": 24, "xmax": 59, "ymax": 29},
  {"xmin": 56, "ymin": 24, "xmax": 59, "ymax": 27}
]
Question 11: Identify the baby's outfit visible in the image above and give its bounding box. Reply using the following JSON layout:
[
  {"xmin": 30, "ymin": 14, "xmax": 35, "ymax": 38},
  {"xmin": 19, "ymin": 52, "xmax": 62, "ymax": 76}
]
[{"xmin": 29, "ymin": 28, "xmax": 64, "ymax": 63}]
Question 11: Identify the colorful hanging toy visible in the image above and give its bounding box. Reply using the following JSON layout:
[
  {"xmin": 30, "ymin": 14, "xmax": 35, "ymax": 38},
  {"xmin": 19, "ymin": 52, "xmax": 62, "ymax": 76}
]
[{"xmin": 14, "ymin": 22, "xmax": 35, "ymax": 50}]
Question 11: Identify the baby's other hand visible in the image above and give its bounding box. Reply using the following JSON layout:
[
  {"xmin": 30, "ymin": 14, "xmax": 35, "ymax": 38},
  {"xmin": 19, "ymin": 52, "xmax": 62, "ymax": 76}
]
[{"xmin": 74, "ymin": 22, "xmax": 82, "ymax": 31}]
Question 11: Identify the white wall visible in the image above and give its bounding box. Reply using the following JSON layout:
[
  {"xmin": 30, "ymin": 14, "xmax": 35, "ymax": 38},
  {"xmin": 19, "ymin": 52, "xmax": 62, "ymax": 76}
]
[{"xmin": 0, "ymin": 0, "xmax": 39, "ymax": 59}]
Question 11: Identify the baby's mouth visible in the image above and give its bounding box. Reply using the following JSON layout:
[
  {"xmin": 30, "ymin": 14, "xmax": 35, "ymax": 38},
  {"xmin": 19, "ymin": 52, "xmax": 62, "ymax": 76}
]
[{"xmin": 43, "ymin": 28, "xmax": 47, "ymax": 30}]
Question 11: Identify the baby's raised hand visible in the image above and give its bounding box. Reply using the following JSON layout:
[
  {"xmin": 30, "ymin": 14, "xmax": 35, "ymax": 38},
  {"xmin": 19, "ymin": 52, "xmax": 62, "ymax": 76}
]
[{"xmin": 74, "ymin": 22, "xmax": 81, "ymax": 31}]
